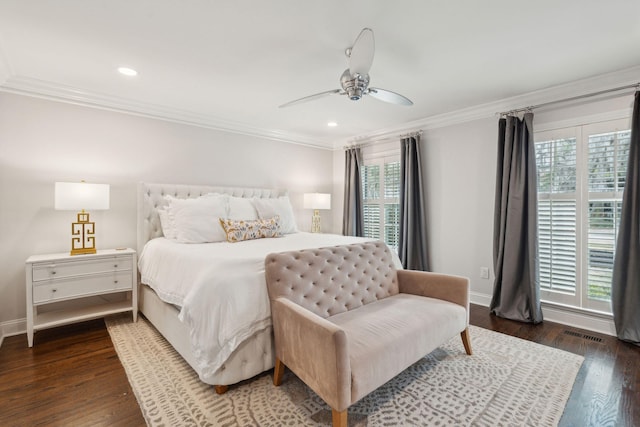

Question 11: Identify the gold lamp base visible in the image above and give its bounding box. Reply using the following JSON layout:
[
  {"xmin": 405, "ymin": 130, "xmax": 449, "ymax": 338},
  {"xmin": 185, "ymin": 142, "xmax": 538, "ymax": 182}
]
[
  {"xmin": 70, "ymin": 211, "xmax": 97, "ymax": 256},
  {"xmin": 71, "ymin": 247, "xmax": 97, "ymax": 256},
  {"xmin": 311, "ymin": 209, "xmax": 321, "ymax": 233}
]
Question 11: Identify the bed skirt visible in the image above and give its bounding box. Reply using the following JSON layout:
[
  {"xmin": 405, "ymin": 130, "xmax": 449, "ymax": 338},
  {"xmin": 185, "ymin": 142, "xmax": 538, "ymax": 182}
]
[{"xmin": 139, "ymin": 283, "xmax": 275, "ymax": 386}]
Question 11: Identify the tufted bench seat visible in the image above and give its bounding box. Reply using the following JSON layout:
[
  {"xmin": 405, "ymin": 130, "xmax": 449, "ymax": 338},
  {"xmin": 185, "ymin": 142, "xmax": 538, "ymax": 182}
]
[{"xmin": 265, "ymin": 241, "xmax": 472, "ymax": 427}]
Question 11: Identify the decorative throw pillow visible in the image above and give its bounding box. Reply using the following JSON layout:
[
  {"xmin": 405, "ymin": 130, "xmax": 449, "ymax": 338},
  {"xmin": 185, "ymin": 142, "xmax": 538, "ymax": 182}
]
[
  {"xmin": 252, "ymin": 196, "xmax": 298, "ymax": 234},
  {"xmin": 219, "ymin": 216, "xmax": 281, "ymax": 243}
]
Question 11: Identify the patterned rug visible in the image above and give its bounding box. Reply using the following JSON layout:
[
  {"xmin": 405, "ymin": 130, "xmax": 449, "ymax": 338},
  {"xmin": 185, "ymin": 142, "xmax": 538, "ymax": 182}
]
[{"xmin": 106, "ymin": 315, "xmax": 584, "ymax": 426}]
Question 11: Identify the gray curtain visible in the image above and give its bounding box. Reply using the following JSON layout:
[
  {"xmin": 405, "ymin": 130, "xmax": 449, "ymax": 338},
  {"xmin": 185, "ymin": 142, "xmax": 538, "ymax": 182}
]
[
  {"xmin": 399, "ymin": 135, "xmax": 429, "ymax": 271},
  {"xmin": 612, "ymin": 91, "xmax": 640, "ymax": 345},
  {"xmin": 490, "ymin": 113, "xmax": 543, "ymax": 323},
  {"xmin": 342, "ymin": 147, "xmax": 364, "ymax": 236}
]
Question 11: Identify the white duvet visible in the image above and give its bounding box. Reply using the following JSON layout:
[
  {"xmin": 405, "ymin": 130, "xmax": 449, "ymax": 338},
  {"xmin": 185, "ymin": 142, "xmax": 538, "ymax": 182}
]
[{"xmin": 138, "ymin": 232, "xmax": 400, "ymax": 382}]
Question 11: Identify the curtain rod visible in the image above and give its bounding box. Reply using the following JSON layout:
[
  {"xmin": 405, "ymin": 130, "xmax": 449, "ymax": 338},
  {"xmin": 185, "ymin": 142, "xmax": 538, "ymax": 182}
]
[
  {"xmin": 344, "ymin": 130, "xmax": 423, "ymax": 150},
  {"xmin": 499, "ymin": 82, "xmax": 640, "ymax": 117}
]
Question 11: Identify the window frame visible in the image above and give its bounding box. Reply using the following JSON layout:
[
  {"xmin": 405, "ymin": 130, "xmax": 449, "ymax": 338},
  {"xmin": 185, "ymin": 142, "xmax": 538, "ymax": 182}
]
[
  {"xmin": 535, "ymin": 126, "xmax": 582, "ymax": 308},
  {"xmin": 361, "ymin": 150, "xmax": 401, "ymax": 253},
  {"xmin": 580, "ymin": 119, "xmax": 629, "ymax": 312},
  {"xmin": 534, "ymin": 118, "xmax": 630, "ymax": 313}
]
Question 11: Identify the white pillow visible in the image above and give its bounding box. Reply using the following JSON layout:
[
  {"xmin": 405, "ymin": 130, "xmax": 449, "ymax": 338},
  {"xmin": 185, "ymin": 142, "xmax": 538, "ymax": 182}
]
[
  {"xmin": 166, "ymin": 194, "xmax": 229, "ymax": 243},
  {"xmin": 157, "ymin": 207, "xmax": 177, "ymax": 239},
  {"xmin": 228, "ymin": 196, "xmax": 258, "ymax": 220},
  {"xmin": 252, "ymin": 196, "xmax": 298, "ymax": 234}
]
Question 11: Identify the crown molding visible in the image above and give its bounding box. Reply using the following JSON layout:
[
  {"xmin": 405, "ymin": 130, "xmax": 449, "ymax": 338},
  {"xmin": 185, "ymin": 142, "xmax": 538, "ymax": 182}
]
[
  {"xmin": 0, "ymin": 75, "xmax": 334, "ymax": 151},
  {"xmin": 335, "ymin": 65, "xmax": 640, "ymax": 149},
  {"xmin": 2, "ymin": 65, "xmax": 638, "ymax": 153}
]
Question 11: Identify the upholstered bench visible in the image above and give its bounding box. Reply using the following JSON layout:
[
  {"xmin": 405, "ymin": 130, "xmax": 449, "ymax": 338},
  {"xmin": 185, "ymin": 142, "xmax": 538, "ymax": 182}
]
[{"xmin": 265, "ymin": 241, "xmax": 472, "ymax": 427}]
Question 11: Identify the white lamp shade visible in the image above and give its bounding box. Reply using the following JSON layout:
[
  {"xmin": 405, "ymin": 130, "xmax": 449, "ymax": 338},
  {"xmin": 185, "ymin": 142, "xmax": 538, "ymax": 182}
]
[
  {"xmin": 55, "ymin": 182, "xmax": 110, "ymax": 210},
  {"xmin": 303, "ymin": 193, "xmax": 331, "ymax": 210}
]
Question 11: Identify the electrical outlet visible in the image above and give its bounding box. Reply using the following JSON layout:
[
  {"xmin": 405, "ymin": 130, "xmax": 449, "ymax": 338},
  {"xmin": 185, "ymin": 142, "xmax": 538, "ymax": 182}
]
[{"xmin": 480, "ymin": 267, "xmax": 490, "ymax": 279}]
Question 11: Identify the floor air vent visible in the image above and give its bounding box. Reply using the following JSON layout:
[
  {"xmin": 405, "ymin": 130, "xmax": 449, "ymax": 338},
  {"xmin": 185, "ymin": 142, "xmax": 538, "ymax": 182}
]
[{"xmin": 563, "ymin": 330, "xmax": 603, "ymax": 343}]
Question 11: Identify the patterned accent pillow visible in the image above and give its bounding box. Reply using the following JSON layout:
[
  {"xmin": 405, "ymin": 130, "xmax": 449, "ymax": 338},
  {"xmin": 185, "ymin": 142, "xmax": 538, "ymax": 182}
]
[{"xmin": 219, "ymin": 216, "xmax": 281, "ymax": 243}]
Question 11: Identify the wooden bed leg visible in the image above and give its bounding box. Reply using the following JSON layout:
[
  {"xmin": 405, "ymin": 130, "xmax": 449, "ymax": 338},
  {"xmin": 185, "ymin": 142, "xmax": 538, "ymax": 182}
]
[
  {"xmin": 461, "ymin": 327, "xmax": 473, "ymax": 355},
  {"xmin": 273, "ymin": 357, "xmax": 285, "ymax": 386},
  {"xmin": 214, "ymin": 385, "xmax": 229, "ymax": 394},
  {"xmin": 331, "ymin": 409, "xmax": 347, "ymax": 427}
]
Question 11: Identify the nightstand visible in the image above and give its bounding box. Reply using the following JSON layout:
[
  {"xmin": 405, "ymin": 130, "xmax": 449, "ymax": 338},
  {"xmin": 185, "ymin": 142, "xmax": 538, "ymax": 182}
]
[{"xmin": 26, "ymin": 248, "xmax": 137, "ymax": 347}]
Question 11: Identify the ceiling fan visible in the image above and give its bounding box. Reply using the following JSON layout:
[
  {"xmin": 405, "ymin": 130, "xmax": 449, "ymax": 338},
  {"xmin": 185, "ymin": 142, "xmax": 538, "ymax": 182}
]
[{"xmin": 279, "ymin": 28, "xmax": 413, "ymax": 108}]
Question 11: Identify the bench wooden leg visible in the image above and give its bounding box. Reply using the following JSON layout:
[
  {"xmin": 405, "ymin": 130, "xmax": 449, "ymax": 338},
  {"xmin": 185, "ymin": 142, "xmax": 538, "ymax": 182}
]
[
  {"xmin": 214, "ymin": 385, "xmax": 229, "ymax": 394},
  {"xmin": 273, "ymin": 357, "xmax": 285, "ymax": 386},
  {"xmin": 332, "ymin": 408, "xmax": 347, "ymax": 427},
  {"xmin": 461, "ymin": 327, "xmax": 473, "ymax": 355}
]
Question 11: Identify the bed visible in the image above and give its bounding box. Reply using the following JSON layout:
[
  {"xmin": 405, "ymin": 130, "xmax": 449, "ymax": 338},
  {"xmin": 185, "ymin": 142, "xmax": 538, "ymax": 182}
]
[{"xmin": 136, "ymin": 182, "xmax": 398, "ymax": 392}]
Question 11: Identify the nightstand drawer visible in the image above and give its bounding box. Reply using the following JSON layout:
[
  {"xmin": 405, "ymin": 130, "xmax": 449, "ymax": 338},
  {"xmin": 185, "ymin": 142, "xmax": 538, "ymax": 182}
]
[
  {"xmin": 32, "ymin": 256, "xmax": 133, "ymax": 282},
  {"xmin": 33, "ymin": 272, "xmax": 133, "ymax": 304}
]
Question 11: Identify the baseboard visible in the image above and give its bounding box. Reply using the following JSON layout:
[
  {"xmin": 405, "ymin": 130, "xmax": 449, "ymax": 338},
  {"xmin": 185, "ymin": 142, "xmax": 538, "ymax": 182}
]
[
  {"xmin": 0, "ymin": 318, "xmax": 26, "ymax": 348},
  {"xmin": 470, "ymin": 292, "xmax": 616, "ymax": 337},
  {"xmin": 0, "ymin": 295, "xmax": 618, "ymax": 347},
  {"xmin": 470, "ymin": 291, "xmax": 492, "ymax": 307},
  {"xmin": 540, "ymin": 302, "xmax": 616, "ymax": 336}
]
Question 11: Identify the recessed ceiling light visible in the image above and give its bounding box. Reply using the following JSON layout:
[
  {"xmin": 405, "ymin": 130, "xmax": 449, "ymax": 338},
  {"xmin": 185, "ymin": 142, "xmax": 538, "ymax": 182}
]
[
  {"xmin": 117, "ymin": 67, "xmax": 138, "ymax": 77},
  {"xmin": 327, "ymin": 122, "xmax": 338, "ymax": 127}
]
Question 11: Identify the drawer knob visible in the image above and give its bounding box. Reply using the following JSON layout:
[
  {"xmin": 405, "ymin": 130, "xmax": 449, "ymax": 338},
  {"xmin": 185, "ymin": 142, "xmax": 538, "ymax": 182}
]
[
  {"xmin": 52, "ymin": 288, "xmax": 57, "ymax": 293},
  {"xmin": 114, "ymin": 264, "xmax": 118, "ymax": 268},
  {"xmin": 51, "ymin": 271, "xmax": 56, "ymax": 275},
  {"xmin": 114, "ymin": 280, "xmax": 118, "ymax": 284}
]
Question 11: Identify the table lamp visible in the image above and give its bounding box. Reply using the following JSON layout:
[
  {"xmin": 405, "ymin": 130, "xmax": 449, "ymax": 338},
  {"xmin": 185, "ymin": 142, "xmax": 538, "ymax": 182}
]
[
  {"xmin": 303, "ymin": 193, "xmax": 331, "ymax": 233},
  {"xmin": 55, "ymin": 181, "xmax": 110, "ymax": 255}
]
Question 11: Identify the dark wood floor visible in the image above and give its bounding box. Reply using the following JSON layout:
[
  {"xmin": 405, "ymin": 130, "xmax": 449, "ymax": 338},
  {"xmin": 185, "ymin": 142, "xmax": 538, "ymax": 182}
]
[
  {"xmin": 1, "ymin": 304, "xmax": 638, "ymax": 426},
  {"xmin": 0, "ymin": 320, "xmax": 145, "ymax": 427}
]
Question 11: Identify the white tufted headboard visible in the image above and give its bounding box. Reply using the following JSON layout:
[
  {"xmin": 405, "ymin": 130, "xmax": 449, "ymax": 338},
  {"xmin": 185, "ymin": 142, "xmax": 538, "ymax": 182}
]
[{"xmin": 137, "ymin": 182, "xmax": 288, "ymax": 251}]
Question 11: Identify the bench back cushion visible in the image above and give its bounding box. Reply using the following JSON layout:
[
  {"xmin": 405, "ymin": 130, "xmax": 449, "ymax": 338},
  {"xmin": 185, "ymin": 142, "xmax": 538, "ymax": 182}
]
[{"xmin": 265, "ymin": 241, "xmax": 399, "ymax": 318}]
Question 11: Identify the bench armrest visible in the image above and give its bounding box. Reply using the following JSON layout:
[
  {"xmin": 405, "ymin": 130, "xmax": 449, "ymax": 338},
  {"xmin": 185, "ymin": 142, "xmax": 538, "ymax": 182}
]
[
  {"xmin": 271, "ymin": 297, "xmax": 351, "ymax": 411},
  {"xmin": 397, "ymin": 270, "xmax": 470, "ymax": 321}
]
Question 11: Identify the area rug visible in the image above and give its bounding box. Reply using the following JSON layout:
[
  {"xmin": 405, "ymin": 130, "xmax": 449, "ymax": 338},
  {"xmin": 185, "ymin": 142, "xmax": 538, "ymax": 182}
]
[{"xmin": 106, "ymin": 315, "xmax": 584, "ymax": 426}]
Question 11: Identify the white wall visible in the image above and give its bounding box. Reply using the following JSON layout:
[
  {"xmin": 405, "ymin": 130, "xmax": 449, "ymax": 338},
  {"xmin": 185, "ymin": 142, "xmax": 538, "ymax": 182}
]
[
  {"xmin": 422, "ymin": 117, "xmax": 497, "ymax": 293},
  {"xmin": 0, "ymin": 92, "xmax": 334, "ymax": 331}
]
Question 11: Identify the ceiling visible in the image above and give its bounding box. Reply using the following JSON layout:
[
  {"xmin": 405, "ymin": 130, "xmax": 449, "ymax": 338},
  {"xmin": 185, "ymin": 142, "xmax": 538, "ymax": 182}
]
[{"xmin": 1, "ymin": 0, "xmax": 639, "ymax": 149}]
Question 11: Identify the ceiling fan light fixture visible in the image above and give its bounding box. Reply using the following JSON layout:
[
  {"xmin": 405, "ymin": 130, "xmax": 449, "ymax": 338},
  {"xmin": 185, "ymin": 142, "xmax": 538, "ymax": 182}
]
[
  {"xmin": 279, "ymin": 28, "xmax": 412, "ymax": 108},
  {"xmin": 349, "ymin": 88, "xmax": 363, "ymax": 101},
  {"xmin": 340, "ymin": 69, "xmax": 369, "ymax": 101}
]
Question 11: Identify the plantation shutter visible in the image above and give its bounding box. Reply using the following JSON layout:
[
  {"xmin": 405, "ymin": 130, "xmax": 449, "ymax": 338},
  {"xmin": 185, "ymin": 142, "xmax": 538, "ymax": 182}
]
[
  {"xmin": 538, "ymin": 200, "xmax": 577, "ymax": 292},
  {"xmin": 535, "ymin": 119, "xmax": 631, "ymax": 312},
  {"xmin": 361, "ymin": 159, "xmax": 400, "ymax": 251},
  {"xmin": 363, "ymin": 204, "xmax": 381, "ymax": 239},
  {"xmin": 535, "ymin": 138, "xmax": 577, "ymax": 294},
  {"xmin": 362, "ymin": 164, "xmax": 380, "ymax": 239},
  {"xmin": 586, "ymin": 130, "xmax": 630, "ymax": 301},
  {"xmin": 384, "ymin": 161, "xmax": 400, "ymax": 251}
]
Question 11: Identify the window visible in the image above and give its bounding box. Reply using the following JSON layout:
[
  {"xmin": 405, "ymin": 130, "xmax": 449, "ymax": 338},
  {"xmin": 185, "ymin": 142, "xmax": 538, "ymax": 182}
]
[
  {"xmin": 362, "ymin": 155, "xmax": 401, "ymax": 252},
  {"xmin": 535, "ymin": 119, "xmax": 630, "ymax": 312}
]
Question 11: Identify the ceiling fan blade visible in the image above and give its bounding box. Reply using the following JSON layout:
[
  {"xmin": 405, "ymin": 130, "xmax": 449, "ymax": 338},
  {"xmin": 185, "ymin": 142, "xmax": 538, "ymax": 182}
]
[
  {"xmin": 278, "ymin": 89, "xmax": 341, "ymax": 108},
  {"xmin": 368, "ymin": 87, "xmax": 413, "ymax": 106},
  {"xmin": 348, "ymin": 28, "xmax": 375, "ymax": 77}
]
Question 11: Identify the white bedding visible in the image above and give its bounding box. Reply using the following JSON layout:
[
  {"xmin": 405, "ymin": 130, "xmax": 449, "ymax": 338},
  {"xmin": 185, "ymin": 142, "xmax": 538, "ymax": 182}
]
[{"xmin": 138, "ymin": 232, "xmax": 401, "ymax": 383}]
